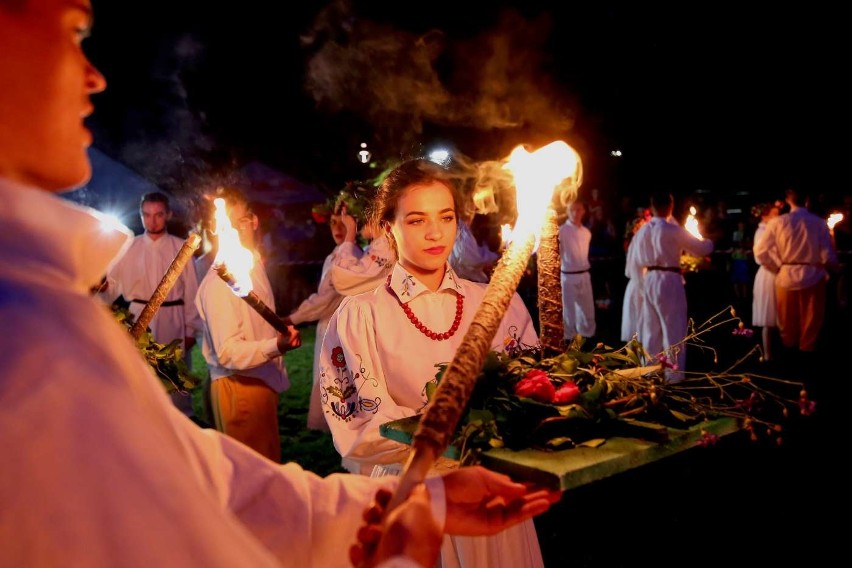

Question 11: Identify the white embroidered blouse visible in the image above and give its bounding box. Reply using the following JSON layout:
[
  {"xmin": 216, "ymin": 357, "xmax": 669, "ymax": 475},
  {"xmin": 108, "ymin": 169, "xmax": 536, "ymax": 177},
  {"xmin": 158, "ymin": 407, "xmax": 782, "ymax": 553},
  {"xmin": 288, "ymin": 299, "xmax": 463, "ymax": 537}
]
[{"xmin": 319, "ymin": 262, "xmax": 540, "ymax": 472}]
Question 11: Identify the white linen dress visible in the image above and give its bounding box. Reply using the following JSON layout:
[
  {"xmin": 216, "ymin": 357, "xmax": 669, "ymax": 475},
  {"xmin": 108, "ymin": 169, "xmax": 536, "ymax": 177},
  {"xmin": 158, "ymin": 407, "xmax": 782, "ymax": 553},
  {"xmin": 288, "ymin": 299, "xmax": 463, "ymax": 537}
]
[
  {"xmin": 559, "ymin": 218, "xmax": 596, "ymax": 338},
  {"xmin": 751, "ymin": 222, "xmax": 779, "ymax": 327}
]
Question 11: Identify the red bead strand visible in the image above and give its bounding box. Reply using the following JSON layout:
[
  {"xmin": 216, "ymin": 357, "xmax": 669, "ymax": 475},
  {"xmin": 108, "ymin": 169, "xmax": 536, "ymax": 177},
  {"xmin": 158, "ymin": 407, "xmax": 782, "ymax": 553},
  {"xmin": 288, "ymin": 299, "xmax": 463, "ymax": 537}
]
[{"xmin": 386, "ymin": 276, "xmax": 463, "ymax": 341}]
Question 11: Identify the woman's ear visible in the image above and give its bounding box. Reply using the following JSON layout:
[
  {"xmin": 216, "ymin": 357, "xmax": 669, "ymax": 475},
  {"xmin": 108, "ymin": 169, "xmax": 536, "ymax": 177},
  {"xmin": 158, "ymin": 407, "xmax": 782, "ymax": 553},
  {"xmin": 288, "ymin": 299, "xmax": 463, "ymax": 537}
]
[{"xmin": 251, "ymin": 213, "xmax": 259, "ymax": 232}]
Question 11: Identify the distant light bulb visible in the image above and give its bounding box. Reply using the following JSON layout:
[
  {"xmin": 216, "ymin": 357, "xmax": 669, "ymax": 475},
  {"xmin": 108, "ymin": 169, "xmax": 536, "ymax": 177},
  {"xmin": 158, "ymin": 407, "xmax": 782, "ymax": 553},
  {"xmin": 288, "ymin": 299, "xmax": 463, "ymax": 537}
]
[{"xmin": 428, "ymin": 148, "xmax": 451, "ymax": 166}]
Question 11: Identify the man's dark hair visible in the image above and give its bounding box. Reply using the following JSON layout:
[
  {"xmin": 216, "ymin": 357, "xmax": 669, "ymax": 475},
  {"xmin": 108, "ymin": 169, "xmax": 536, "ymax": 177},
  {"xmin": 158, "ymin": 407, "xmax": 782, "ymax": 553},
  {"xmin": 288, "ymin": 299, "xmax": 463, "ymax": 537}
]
[
  {"xmin": 785, "ymin": 187, "xmax": 810, "ymax": 208},
  {"xmin": 650, "ymin": 191, "xmax": 673, "ymax": 213},
  {"xmin": 140, "ymin": 191, "xmax": 170, "ymax": 212}
]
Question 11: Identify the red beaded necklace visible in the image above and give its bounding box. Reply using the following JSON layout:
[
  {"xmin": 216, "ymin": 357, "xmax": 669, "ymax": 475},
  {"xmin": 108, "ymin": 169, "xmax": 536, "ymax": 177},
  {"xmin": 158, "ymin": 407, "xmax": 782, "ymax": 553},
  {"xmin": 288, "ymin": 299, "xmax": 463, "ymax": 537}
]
[{"xmin": 386, "ymin": 275, "xmax": 464, "ymax": 341}]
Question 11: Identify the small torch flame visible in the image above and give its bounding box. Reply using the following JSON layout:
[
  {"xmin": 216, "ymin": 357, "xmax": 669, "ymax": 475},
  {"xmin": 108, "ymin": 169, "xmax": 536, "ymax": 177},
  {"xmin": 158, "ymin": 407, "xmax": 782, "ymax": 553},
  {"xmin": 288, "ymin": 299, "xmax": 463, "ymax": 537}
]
[
  {"xmin": 684, "ymin": 205, "xmax": 703, "ymax": 239},
  {"xmin": 212, "ymin": 197, "xmax": 254, "ymax": 296},
  {"xmin": 828, "ymin": 213, "xmax": 844, "ymax": 231}
]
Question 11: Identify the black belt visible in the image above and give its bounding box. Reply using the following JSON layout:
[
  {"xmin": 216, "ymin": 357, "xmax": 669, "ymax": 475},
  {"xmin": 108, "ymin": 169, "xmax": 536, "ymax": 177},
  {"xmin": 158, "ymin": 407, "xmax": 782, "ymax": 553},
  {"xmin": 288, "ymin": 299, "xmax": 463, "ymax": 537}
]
[
  {"xmin": 645, "ymin": 266, "xmax": 682, "ymax": 273},
  {"xmin": 131, "ymin": 299, "xmax": 185, "ymax": 307},
  {"xmin": 561, "ymin": 269, "xmax": 589, "ymax": 274}
]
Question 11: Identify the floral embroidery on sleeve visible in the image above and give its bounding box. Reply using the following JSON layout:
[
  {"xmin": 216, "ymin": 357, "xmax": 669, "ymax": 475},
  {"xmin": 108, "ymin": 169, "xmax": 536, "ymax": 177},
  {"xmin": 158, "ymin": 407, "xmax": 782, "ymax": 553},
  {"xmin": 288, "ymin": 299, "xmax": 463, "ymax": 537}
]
[
  {"xmin": 370, "ymin": 252, "xmax": 390, "ymax": 267},
  {"xmin": 502, "ymin": 325, "xmax": 521, "ymax": 356},
  {"xmin": 321, "ymin": 345, "xmax": 383, "ymax": 421}
]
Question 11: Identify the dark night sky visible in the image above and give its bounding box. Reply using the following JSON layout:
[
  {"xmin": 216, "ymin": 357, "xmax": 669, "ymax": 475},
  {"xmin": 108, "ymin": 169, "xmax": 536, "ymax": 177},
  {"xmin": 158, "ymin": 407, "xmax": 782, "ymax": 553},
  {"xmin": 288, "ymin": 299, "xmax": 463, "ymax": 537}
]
[{"xmin": 85, "ymin": 1, "xmax": 850, "ymax": 208}]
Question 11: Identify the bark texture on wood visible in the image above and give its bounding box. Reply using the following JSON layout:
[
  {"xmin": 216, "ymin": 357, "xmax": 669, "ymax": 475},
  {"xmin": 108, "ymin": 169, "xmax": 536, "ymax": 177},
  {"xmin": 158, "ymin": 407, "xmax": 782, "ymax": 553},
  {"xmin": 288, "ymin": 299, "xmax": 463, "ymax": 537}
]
[{"xmin": 537, "ymin": 205, "xmax": 564, "ymax": 356}]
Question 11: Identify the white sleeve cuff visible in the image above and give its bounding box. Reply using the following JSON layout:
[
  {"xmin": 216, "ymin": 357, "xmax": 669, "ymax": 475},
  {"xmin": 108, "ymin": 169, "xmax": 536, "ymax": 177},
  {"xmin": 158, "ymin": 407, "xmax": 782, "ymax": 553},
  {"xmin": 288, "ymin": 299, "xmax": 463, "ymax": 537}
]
[{"xmin": 260, "ymin": 337, "xmax": 280, "ymax": 358}]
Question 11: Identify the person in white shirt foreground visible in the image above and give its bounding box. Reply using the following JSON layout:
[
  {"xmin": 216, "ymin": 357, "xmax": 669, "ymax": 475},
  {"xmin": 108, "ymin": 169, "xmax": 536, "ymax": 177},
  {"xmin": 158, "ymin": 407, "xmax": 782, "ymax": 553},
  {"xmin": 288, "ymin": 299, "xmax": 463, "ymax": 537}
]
[
  {"xmin": 320, "ymin": 159, "xmax": 547, "ymax": 567},
  {"xmin": 625, "ymin": 191, "xmax": 713, "ymax": 382},
  {"xmin": 0, "ymin": 2, "xmax": 560, "ymax": 566}
]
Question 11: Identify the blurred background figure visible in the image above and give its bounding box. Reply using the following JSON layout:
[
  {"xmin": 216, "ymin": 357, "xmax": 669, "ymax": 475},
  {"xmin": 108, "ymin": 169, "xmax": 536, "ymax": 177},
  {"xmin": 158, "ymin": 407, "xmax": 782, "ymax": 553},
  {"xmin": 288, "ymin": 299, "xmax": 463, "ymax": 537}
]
[
  {"xmin": 754, "ymin": 187, "xmax": 839, "ymax": 362},
  {"xmin": 450, "ymin": 205, "xmax": 499, "ymax": 283},
  {"xmin": 101, "ymin": 191, "xmax": 202, "ymax": 417},
  {"xmin": 283, "ymin": 184, "xmax": 373, "ymax": 431},
  {"xmin": 195, "ymin": 187, "xmax": 301, "ymax": 461},
  {"xmin": 559, "ymin": 199, "xmax": 596, "ymax": 343},
  {"xmin": 626, "ymin": 191, "xmax": 713, "ymax": 382},
  {"xmin": 751, "ymin": 201, "xmax": 781, "ymax": 361}
]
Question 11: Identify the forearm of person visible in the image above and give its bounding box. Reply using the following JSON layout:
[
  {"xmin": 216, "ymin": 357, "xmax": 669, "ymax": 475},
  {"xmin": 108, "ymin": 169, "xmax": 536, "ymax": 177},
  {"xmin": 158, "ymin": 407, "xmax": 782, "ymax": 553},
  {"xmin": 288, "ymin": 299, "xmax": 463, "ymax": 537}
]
[
  {"xmin": 213, "ymin": 334, "xmax": 280, "ymax": 369},
  {"xmin": 753, "ymin": 232, "xmax": 778, "ymax": 272},
  {"xmin": 197, "ymin": 429, "xmax": 401, "ymax": 567},
  {"xmin": 289, "ymin": 285, "xmax": 342, "ymax": 325}
]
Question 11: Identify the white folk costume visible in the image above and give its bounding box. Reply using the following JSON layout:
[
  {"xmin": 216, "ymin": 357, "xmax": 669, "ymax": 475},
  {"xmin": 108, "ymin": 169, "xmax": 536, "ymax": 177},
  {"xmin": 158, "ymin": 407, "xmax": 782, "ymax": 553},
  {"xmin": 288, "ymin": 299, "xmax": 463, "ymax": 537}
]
[
  {"xmin": 621, "ymin": 260, "xmax": 644, "ymax": 342},
  {"xmin": 751, "ymin": 221, "xmax": 780, "ymax": 327},
  {"xmin": 0, "ymin": 178, "xmax": 432, "ymax": 568},
  {"xmin": 753, "ymin": 207, "xmax": 837, "ymax": 351},
  {"xmin": 622, "ymin": 216, "xmax": 677, "ymax": 344},
  {"xmin": 196, "ymin": 253, "xmax": 289, "ymax": 459},
  {"xmin": 320, "ymin": 262, "xmax": 544, "ymax": 568},
  {"xmin": 102, "ymin": 230, "xmax": 202, "ymax": 415},
  {"xmin": 104, "ymin": 232, "xmax": 202, "ymax": 348},
  {"xmin": 558, "ymin": 216, "xmax": 596, "ymax": 339},
  {"xmin": 196, "ymin": 254, "xmax": 288, "ymax": 392},
  {"xmin": 288, "ymin": 244, "xmax": 360, "ymax": 430},
  {"xmin": 625, "ymin": 217, "xmax": 713, "ymax": 381},
  {"xmin": 330, "ymin": 233, "xmax": 395, "ymax": 296}
]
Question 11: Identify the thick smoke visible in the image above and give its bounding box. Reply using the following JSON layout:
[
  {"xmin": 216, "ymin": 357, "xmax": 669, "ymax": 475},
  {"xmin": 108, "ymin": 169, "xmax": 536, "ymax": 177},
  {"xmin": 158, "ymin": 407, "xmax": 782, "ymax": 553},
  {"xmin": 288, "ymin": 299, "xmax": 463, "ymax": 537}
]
[
  {"xmin": 302, "ymin": 1, "xmax": 579, "ymax": 219},
  {"xmin": 302, "ymin": 1, "xmax": 576, "ymax": 157}
]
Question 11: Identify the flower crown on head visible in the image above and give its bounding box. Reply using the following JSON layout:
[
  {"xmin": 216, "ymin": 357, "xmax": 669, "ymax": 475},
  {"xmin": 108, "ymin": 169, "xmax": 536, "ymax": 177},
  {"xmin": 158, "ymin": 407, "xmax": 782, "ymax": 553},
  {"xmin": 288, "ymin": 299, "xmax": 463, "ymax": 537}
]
[
  {"xmin": 750, "ymin": 200, "xmax": 784, "ymax": 219},
  {"xmin": 311, "ymin": 181, "xmax": 377, "ymax": 224}
]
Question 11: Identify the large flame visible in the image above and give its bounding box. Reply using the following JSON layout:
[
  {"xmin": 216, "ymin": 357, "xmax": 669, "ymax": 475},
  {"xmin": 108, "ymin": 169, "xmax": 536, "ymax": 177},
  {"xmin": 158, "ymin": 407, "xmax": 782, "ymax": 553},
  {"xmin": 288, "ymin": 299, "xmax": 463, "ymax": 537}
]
[
  {"xmin": 828, "ymin": 212, "xmax": 844, "ymax": 231},
  {"xmin": 503, "ymin": 140, "xmax": 580, "ymax": 247},
  {"xmin": 684, "ymin": 205, "xmax": 703, "ymax": 239},
  {"xmin": 212, "ymin": 197, "xmax": 254, "ymax": 296}
]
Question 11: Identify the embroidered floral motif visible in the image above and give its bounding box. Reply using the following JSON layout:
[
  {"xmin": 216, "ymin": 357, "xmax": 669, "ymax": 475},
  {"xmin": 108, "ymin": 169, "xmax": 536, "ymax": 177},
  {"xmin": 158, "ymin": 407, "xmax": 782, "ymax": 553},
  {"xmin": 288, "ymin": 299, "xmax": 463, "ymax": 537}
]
[
  {"xmin": 399, "ymin": 274, "xmax": 416, "ymax": 298},
  {"xmin": 370, "ymin": 253, "xmax": 390, "ymax": 268},
  {"xmin": 331, "ymin": 346, "xmax": 346, "ymax": 368},
  {"xmin": 446, "ymin": 268, "xmax": 463, "ymax": 291},
  {"xmin": 359, "ymin": 397, "xmax": 381, "ymax": 413},
  {"xmin": 322, "ymin": 347, "xmax": 384, "ymax": 422},
  {"xmin": 503, "ymin": 325, "xmax": 522, "ymax": 356}
]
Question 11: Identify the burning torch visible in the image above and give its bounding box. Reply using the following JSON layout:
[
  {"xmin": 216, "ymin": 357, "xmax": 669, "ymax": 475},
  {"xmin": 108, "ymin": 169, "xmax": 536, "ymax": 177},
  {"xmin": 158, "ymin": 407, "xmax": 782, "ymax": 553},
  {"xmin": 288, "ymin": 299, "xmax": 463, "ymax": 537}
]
[
  {"xmin": 385, "ymin": 141, "xmax": 581, "ymax": 511},
  {"xmin": 210, "ymin": 197, "xmax": 297, "ymax": 340}
]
